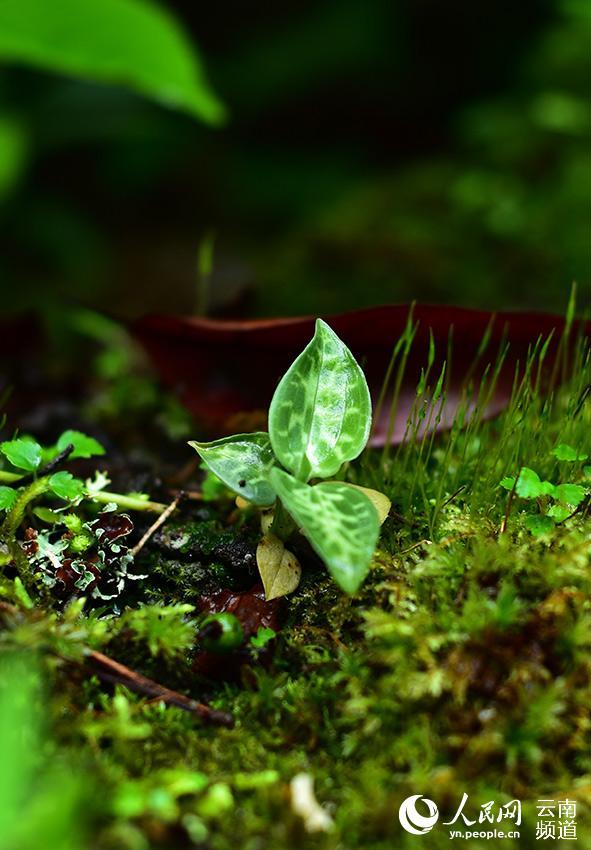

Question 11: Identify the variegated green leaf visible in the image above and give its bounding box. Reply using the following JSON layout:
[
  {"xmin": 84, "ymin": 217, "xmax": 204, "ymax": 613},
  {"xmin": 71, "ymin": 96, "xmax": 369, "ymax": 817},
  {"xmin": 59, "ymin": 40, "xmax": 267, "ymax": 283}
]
[
  {"xmin": 270, "ymin": 468, "xmax": 379, "ymax": 593},
  {"xmin": 189, "ymin": 432, "xmax": 276, "ymax": 506},
  {"xmin": 323, "ymin": 481, "xmax": 391, "ymax": 524},
  {"xmin": 268, "ymin": 319, "xmax": 371, "ymax": 481}
]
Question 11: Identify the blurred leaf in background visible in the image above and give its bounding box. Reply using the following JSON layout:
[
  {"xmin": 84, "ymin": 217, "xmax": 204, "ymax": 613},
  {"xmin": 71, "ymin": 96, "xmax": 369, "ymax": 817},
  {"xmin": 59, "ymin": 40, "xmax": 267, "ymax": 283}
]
[
  {"xmin": 1, "ymin": 0, "xmax": 591, "ymax": 320},
  {"xmin": 0, "ymin": 0, "xmax": 225, "ymax": 125},
  {"xmin": 0, "ymin": 115, "xmax": 27, "ymax": 197}
]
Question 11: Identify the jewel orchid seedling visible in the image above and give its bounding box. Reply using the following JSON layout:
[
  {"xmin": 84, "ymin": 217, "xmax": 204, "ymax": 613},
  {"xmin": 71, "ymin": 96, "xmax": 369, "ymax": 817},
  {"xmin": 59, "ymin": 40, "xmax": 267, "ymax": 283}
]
[{"xmin": 190, "ymin": 320, "xmax": 390, "ymax": 599}]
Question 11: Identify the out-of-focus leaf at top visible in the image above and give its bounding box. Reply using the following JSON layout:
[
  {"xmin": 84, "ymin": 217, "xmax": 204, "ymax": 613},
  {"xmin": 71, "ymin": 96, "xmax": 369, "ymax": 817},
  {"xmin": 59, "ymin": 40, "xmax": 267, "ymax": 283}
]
[{"xmin": 0, "ymin": 0, "xmax": 226, "ymax": 125}]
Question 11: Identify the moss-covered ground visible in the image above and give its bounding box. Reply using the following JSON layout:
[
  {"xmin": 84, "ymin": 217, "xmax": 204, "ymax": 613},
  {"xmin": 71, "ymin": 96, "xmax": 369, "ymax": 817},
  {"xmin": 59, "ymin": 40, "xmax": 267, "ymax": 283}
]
[{"xmin": 2, "ymin": 327, "xmax": 591, "ymax": 850}]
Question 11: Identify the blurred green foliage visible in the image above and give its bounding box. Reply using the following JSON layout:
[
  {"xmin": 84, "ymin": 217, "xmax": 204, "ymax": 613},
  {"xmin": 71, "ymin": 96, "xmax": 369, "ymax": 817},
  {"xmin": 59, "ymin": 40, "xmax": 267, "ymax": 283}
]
[
  {"xmin": 0, "ymin": 654, "xmax": 94, "ymax": 850},
  {"xmin": 2, "ymin": 0, "xmax": 589, "ymax": 317},
  {"xmin": 0, "ymin": 0, "xmax": 224, "ymax": 124}
]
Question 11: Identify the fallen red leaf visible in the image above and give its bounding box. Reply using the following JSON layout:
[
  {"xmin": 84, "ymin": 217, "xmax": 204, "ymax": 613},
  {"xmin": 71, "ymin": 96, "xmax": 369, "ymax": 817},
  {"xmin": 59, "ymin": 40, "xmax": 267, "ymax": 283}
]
[
  {"xmin": 132, "ymin": 305, "xmax": 588, "ymax": 445},
  {"xmin": 198, "ymin": 584, "xmax": 283, "ymax": 637},
  {"xmin": 193, "ymin": 584, "xmax": 283, "ymax": 679}
]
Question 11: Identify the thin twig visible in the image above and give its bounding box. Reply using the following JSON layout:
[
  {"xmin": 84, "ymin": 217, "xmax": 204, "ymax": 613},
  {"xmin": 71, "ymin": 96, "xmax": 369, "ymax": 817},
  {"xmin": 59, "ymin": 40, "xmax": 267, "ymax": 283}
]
[
  {"xmin": 441, "ymin": 484, "xmax": 467, "ymax": 510},
  {"xmin": 573, "ymin": 383, "xmax": 591, "ymax": 418},
  {"xmin": 398, "ymin": 539, "xmax": 432, "ymax": 556},
  {"xmin": 169, "ymin": 489, "xmax": 203, "ymax": 502},
  {"xmin": 500, "ymin": 472, "xmax": 519, "ymax": 534},
  {"xmin": 131, "ymin": 494, "xmax": 181, "ymax": 556},
  {"xmin": 555, "ymin": 494, "xmax": 591, "ymax": 526},
  {"xmin": 40, "ymin": 443, "xmax": 75, "ymax": 475},
  {"xmin": 0, "ymin": 601, "xmax": 232, "ymax": 727},
  {"xmin": 85, "ymin": 649, "xmax": 233, "ymax": 727}
]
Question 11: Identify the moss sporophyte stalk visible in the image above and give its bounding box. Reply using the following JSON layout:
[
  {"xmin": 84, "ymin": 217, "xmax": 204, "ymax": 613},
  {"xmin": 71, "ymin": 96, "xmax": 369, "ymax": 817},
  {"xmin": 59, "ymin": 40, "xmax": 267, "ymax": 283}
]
[{"xmin": 190, "ymin": 320, "xmax": 391, "ymax": 599}]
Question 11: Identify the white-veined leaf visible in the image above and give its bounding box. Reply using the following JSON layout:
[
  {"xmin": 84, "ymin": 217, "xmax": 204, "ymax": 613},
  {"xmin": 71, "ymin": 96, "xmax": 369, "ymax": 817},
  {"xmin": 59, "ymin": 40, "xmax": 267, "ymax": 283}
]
[
  {"xmin": 269, "ymin": 320, "xmax": 371, "ymax": 481},
  {"xmin": 323, "ymin": 482, "xmax": 391, "ymax": 524},
  {"xmin": 189, "ymin": 432, "xmax": 276, "ymax": 506},
  {"xmin": 270, "ymin": 468, "xmax": 379, "ymax": 594}
]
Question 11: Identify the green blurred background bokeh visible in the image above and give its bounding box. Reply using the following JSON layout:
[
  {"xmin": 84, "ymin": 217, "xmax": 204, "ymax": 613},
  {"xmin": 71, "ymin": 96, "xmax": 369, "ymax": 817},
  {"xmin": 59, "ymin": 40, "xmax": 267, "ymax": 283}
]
[{"xmin": 0, "ymin": 0, "xmax": 590, "ymax": 319}]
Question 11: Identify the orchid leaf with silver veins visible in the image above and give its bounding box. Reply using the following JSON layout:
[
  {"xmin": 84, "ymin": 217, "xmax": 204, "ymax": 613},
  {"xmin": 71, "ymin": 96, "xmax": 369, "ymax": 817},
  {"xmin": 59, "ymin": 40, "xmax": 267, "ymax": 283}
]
[
  {"xmin": 270, "ymin": 468, "xmax": 379, "ymax": 593},
  {"xmin": 188, "ymin": 321, "xmax": 386, "ymax": 596},
  {"xmin": 268, "ymin": 319, "xmax": 372, "ymax": 481},
  {"xmin": 189, "ymin": 432, "xmax": 276, "ymax": 506}
]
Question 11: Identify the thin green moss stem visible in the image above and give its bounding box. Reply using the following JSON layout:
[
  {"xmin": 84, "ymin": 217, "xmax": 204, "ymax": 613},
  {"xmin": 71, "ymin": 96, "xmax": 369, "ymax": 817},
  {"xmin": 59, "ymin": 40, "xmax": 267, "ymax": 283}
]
[
  {"xmin": 1, "ymin": 476, "xmax": 51, "ymax": 538},
  {"xmin": 0, "ymin": 476, "xmax": 52, "ymax": 591},
  {"xmin": 90, "ymin": 491, "xmax": 167, "ymax": 513},
  {"xmin": 0, "ymin": 471, "xmax": 167, "ymax": 513}
]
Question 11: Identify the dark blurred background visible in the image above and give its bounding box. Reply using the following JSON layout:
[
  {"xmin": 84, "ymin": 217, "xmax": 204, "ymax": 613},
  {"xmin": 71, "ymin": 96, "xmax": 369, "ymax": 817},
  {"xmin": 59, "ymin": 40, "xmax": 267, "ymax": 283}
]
[{"xmin": 0, "ymin": 0, "xmax": 589, "ymax": 320}]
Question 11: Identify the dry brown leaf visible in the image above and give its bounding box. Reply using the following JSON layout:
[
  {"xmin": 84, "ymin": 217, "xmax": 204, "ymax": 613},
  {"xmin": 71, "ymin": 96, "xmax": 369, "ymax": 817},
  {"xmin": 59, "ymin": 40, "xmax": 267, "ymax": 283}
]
[{"xmin": 256, "ymin": 533, "xmax": 301, "ymax": 600}]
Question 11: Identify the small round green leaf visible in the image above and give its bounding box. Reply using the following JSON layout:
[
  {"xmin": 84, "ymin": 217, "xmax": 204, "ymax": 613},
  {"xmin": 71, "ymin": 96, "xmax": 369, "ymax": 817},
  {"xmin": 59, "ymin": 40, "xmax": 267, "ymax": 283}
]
[
  {"xmin": 189, "ymin": 432, "xmax": 277, "ymax": 506},
  {"xmin": 57, "ymin": 430, "xmax": 105, "ymax": 459},
  {"xmin": 547, "ymin": 504, "xmax": 571, "ymax": 522},
  {"xmin": 554, "ymin": 483, "xmax": 586, "ymax": 506},
  {"xmin": 0, "ymin": 438, "xmax": 42, "ymax": 471},
  {"xmin": 553, "ymin": 444, "xmax": 588, "ymax": 462},
  {"xmin": 49, "ymin": 472, "xmax": 85, "ymax": 501},
  {"xmin": 513, "ymin": 467, "xmax": 555, "ymax": 499},
  {"xmin": 269, "ymin": 319, "xmax": 372, "ymax": 481},
  {"xmin": 0, "ymin": 486, "xmax": 17, "ymax": 511}
]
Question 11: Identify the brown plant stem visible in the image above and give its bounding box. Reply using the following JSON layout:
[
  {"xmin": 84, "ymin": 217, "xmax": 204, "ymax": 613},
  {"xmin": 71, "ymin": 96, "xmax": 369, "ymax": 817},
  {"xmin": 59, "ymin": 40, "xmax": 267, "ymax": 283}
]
[{"xmin": 85, "ymin": 649, "xmax": 233, "ymax": 727}]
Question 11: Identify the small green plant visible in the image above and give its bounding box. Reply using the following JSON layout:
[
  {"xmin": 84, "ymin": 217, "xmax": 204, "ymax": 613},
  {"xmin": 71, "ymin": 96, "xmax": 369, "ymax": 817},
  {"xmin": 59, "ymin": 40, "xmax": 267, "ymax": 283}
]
[
  {"xmin": 500, "ymin": 443, "xmax": 589, "ymax": 535},
  {"xmin": 190, "ymin": 320, "xmax": 390, "ymax": 598},
  {"xmin": 0, "ymin": 429, "xmax": 168, "ymax": 596}
]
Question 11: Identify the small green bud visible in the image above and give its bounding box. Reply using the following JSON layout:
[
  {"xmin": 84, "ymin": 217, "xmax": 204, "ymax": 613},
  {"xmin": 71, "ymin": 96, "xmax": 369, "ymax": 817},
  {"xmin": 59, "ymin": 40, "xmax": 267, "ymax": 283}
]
[
  {"xmin": 63, "ymin": 513, "xmax": 84, "ymax": 533},
  {"xmin": 69, "ymin": 533, "xmax": 94, "ymax": 554},
  {"xmin": 199, "ymin": 613, "xmax": 244, "ymax": 653}
]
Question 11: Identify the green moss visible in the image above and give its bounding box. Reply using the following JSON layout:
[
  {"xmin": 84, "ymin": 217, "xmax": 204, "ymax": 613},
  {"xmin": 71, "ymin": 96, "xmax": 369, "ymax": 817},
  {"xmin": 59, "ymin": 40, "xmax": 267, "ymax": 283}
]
[{"xmin": 4, "ymin": 330, "xmax": 591, "ymax": 849}]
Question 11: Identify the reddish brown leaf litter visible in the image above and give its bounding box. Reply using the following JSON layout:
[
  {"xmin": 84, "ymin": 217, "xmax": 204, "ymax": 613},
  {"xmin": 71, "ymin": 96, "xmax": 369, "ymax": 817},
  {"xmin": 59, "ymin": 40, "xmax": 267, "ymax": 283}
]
[
  {"xmin": 133, "ymin": 304, "xmax": 589, "ymax": 444},
  {"xmin": 193, "ymin": 584, "xmax": 283, "ymax": 678},
  {"xmin": 198, "ymin": 584, "xmax": 283, "ymax": 636}
]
